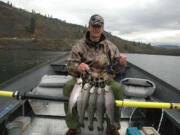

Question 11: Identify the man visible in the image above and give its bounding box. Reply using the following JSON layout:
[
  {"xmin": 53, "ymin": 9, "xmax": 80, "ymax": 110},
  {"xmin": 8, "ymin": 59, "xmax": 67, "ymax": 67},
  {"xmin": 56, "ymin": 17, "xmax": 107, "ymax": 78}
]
[{"xmin": 63, "ymin": 14, "xmax": 127, "ymax": 135}]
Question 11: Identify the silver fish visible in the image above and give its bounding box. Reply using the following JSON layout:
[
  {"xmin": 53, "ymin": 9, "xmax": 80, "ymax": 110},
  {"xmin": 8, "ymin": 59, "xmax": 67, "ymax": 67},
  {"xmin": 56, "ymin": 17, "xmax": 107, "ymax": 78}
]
[
  {"xmin": 67, "ymin": 78, "xmax": 82, "ymax": 115},
  {"xmin": 96, "ymin": 87, "xmax": 105, "ymax": 131},
  {"xmin": 104, "ymin": 85, "xmax": 116, "ymax": 128},
  {"xmin": 77, "ymin": 89, "xmax": 83, "ymax": 127},
  {"xmin": 78, "ymin": 83, "xmax": 91, "ymax": 127},
  {"xmin": 87, "ymin": 86, "xmax": 98, "ymax": 131}
]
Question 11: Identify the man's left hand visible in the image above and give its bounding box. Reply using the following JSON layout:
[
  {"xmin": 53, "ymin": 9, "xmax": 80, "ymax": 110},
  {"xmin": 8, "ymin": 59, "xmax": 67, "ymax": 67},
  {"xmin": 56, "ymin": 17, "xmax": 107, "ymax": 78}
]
[{"xmin": 120, "ymin": 54, "xmax": 127, "ymax": 67}]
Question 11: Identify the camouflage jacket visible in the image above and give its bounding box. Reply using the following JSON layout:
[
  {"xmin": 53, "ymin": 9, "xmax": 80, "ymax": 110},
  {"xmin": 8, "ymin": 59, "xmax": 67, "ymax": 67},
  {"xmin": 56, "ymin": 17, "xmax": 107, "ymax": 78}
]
[{"xmin": 67, "ymin": 31, "xmax": 121, "ymax": 80}]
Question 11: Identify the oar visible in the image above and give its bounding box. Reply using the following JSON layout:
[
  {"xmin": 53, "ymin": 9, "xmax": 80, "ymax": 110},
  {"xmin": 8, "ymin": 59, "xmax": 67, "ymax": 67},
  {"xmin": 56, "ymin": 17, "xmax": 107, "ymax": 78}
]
[
  {"xmin": 0, "ymin": 90, "xmax": 69, "ymax": 102},
  {"xmin": 0, "ymin": 91, "xmax": 13, "ymax": 97},
  {"xmin": 0, "ymin": 91, "xmax": 180, "ymax": 109},
  {"xmin": 115, "ymin": 100, "xmax": 180, "ymax": 109}
]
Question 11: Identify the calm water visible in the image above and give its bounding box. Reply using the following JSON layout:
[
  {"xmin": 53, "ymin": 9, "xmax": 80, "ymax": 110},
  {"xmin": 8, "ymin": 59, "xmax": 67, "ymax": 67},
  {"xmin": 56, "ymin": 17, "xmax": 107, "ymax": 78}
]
[
  {"xmin": 0, "ymin": 50, "xmax": 180, "ymax": 90},
  {"xmin": 123, "ymin": 53, "xmax": 180, "ymax": 90},
  {"xmin": 0, "ymin": 50, "xmax": 65, "ymax": 84}
]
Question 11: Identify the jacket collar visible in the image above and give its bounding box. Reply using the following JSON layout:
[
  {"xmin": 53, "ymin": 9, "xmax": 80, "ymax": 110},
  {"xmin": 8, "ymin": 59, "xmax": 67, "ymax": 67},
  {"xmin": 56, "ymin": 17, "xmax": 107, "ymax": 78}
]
[{"xmin": 85, "ymin": 31, "xmax": 106, "ymax": 47}]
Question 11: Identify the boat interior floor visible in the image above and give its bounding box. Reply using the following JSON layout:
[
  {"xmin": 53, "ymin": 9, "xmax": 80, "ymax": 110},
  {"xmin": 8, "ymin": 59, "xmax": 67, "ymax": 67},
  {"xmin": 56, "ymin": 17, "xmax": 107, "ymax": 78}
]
[
  {"xmin": 24, "ymin": 93, "xmax": 149, "ymax": 135},
  {"xmin": 25, "ymin": 99, "xmax": 130, "ymax": 135},
  {"xmin": 13, "ymin": 74, "xmax": 161, "ymax": 135},
  {"xmin": 23, "ymin": 117, "xmax": 129, "ymax": 135}
]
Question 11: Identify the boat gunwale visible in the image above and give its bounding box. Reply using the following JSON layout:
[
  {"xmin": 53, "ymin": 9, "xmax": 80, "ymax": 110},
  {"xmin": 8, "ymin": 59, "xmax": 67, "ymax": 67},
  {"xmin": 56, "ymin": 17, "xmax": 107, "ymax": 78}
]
[
  {"xmin": 0, "ymin": 52, "xmax": 69, "ymax": 89},
  {"xmin": 127, "ymin": 61, "xmax": 180, "ymax": 95}
]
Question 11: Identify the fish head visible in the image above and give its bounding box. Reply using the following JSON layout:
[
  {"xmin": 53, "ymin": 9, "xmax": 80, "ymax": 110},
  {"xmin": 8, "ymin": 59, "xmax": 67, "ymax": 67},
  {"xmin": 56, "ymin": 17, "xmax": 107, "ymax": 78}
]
[
  {"xmin": 105, "ymin": 85, "xmax": 110, "ymax": 92},
  {"xmin": 89, "ymin": 86, "xmax": 95, "ymax": 93},
  {"xmin": 77, "ymin": 78, "xmax": 83, "ymax": 85},
  {"xmin": 83, "ymin": 83, "xmax": 91, "ymax": 91},
  {"xmin": 97, "ymin": 87, "xmax": 102, "ymax": 95}
]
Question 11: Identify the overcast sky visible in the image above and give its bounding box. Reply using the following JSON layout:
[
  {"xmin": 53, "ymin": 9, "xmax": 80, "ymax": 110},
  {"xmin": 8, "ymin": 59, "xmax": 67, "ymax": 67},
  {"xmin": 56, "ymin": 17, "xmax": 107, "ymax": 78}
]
[{"xmin": 1, "ymin": 0, "xmax": 180, "ymax": 46}]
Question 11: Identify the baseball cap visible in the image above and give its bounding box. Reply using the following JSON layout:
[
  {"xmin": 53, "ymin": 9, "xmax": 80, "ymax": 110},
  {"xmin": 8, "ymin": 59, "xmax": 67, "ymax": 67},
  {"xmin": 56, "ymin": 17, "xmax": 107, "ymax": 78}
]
[{"xmin": 89, "ymin": 14, "xmax": 104, "ymax": 26}]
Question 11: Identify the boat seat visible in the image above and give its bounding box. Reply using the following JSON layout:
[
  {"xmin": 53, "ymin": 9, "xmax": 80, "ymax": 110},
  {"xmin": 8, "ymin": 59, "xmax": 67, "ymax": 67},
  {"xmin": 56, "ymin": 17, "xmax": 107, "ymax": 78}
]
[
  {"xmin": 39, "ymin": 74, "xmax": 72, "ymax": 88},
  {"xmin": 32, "ymin": 86, "xmax": 63, "ymax": 96},
  {"xmin": 30, "ymin": 86, "xmax": 65, "ymax": 115},
  {"xmin": 51, "ymin": 62, "xmax": 68, "ymax": 74},
  {"xmin": 121, "ymin": 78, "xmax": 156, "ymax": 98},
  {"xmin": 31, "ymin": 74, "xmax": 72, "ymax": 96},
  {"xmin": 29, "ymin": 75, "xmax": 72, "ymax": 115}
]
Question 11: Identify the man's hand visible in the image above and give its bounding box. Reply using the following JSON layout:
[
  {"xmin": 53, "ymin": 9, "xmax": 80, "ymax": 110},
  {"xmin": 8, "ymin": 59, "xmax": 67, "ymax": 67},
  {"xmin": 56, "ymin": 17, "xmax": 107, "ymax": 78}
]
[
  {"xmin": 77, "ymin": 63, "xmax": 90, "ymax": 73},
  {"xmin": 120, "ymin": 54, "xmax": 127, "ymax": 67}
]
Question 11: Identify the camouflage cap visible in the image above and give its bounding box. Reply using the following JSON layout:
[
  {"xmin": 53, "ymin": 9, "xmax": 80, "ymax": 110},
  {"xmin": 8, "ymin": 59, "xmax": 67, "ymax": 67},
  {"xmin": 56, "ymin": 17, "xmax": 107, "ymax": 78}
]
[{"xmin": 89, "ymin": 14, "xmax": 104, "ymax": 26}]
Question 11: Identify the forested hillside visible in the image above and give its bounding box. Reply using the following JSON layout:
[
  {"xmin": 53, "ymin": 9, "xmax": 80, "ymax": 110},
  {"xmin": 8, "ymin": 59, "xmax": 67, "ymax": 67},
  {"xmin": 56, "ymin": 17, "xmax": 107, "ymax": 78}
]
[{"xmin": 0, "ymin": 1, "xmax": 180, "ymax": 55}]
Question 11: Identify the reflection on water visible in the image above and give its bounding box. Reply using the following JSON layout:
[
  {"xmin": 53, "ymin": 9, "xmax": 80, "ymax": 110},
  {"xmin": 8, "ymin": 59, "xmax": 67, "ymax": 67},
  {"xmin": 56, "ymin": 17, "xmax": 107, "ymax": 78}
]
[
  {"xmin": 0, "ymin": 50, "xmax": 64, "ymax": 84},
  {"xmin": 124, "ymin": 53, "xmax": 180, "ymax": 90}
]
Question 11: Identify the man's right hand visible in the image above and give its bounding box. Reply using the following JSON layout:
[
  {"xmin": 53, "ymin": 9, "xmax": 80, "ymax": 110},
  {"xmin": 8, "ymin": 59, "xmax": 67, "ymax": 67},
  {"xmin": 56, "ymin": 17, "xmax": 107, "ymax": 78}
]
[{"xmin": 77, "ymin": 63, "xmax": 90, "ymax": 73}]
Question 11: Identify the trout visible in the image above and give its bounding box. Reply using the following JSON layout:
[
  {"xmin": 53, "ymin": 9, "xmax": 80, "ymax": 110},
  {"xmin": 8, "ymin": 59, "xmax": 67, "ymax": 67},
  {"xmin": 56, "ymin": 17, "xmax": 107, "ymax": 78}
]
[
  {"xmin": 96, "ymin": 87, "xmax": 105, "ymax": 131},
  {"xmin": 78, "ymin": 83, "xmax": 92, "ymax": 127},
  {"xmin": 77, "ymin": 89, "xmax": 83, "ymax": 127},
  {"xmin": 104, "ymin": 85, "xmax": 116, "ymax": 128},
  {"xmin": 87, "ymin": 86, "xmax": 98, "ymax": 131},
  {"xmin": 67, "ymin": 78, "xmax": 82, "ymax": 115}
]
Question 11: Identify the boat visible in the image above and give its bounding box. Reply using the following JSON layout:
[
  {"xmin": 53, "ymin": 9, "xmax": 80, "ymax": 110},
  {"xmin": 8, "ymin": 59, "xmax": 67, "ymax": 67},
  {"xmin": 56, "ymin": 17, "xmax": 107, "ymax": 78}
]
[{"xmin": 0, "ymin": 52, "xmax": 180, "ymax": 135}]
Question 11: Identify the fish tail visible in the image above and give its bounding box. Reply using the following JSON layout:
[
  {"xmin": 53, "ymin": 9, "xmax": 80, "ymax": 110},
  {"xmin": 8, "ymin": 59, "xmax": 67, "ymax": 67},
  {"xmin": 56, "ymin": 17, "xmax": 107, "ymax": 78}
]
[
  {"xmin": 79, "ymin": 122, "xmax": 85, "ymax": 128},
  {"xmin": 88, "ymin": 125, "xmax": 94, "ymax": 131},
  {"xmin": 97, "ymin": 126, "xmax": 104, "ymax": 131}
]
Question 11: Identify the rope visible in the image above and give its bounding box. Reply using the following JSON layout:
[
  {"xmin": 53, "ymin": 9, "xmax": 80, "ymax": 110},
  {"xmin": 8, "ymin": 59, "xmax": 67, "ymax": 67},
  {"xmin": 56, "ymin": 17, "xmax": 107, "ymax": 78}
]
[
  {"xmin": 129, "ymin": 108, "xmax": 137, "ymax": 127},
  {"xmin": 120, "ymin": 63, "xmax": 124, "ymax": 113},
  {"xmin": 157, "ymin": 109, "xmax": 164, "ymax": 132}
]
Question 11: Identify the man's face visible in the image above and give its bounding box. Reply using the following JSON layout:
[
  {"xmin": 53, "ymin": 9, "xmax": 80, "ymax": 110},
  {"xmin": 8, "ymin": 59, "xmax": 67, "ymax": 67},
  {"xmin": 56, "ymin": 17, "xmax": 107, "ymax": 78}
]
[{"xmin": 88, "ymin": 25, "xmax": 104, "ymax": 39}]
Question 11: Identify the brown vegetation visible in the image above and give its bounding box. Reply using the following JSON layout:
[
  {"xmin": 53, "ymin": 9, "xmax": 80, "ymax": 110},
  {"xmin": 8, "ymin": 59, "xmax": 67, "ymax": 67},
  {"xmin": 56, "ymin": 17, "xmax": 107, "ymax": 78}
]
[{"xmin": 0, "ymin": 1, "xmax": 180, "ymax": 55}]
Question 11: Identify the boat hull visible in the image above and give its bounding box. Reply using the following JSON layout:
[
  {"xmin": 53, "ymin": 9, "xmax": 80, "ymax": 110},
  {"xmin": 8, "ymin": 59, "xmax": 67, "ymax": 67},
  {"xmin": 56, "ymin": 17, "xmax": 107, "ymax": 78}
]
[{"xmin": 0, "ymin": 54, "xmax": 180, "ymax": 135}]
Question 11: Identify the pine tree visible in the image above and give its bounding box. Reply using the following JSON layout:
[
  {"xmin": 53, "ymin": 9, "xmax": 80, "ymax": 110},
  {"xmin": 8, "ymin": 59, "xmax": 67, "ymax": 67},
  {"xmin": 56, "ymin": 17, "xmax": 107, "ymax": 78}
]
[{"xmin": 29, "ymin": 16, "xmax": 36, "ymax": 34}]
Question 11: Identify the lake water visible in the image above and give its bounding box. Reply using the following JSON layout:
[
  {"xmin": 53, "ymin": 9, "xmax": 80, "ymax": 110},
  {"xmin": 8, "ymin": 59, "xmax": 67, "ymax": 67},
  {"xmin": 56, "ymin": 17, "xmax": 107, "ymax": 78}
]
[
  {"xmin": 0, "ymin": 50, "xmax": 65, "ymax": 84},
  {"xmin": 123, "ymin": 53, "xmax": 180, "ymax": 90},
  {"xmin": 0, "ymin": 50, "xmax": 180, "ymax": 90}
]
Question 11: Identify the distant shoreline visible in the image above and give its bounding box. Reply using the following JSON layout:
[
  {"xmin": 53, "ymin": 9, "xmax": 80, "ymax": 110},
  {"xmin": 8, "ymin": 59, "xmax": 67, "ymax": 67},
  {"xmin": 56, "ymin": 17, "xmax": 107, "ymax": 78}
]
[
  {"xmin": 0, "ymin": 38, "xmax": 72, "ymax": 51},
  {"xmin": 0, "ymin": 47, "xmax": 61, "ymax": 52},
  {"xmin": 0, "ymin": 48, "xmax": 180, "ymax": 56},
  {"xmin": 123, "ymin": 52, "xmax": 180, "ymax": 56},
  {"xmin": 0, "ymin": 39, "xmax": 180, "ymax": 56}
]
